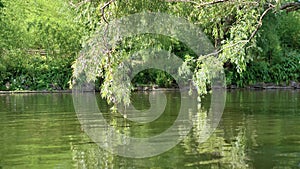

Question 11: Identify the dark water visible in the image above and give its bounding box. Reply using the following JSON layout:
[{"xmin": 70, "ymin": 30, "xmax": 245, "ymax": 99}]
[{"xmin": 0, "ymin": 90, "xmax": 300, "ymax": 168}]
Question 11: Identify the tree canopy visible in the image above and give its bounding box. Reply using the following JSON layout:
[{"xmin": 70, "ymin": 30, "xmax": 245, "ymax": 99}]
[
  {"xmin": 71, "ymin": 0, "xmax": 300, "ymax": 104},
  {"xmin": 0, "ymin": 0, "xmax": 299, "ymax": 104}
]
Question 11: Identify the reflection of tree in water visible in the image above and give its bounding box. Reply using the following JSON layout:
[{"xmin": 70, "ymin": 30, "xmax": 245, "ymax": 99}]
[
  {"xmin": 182, "ymin": 106, "xmax": 250, "ymax": 168},
  {"xmin": 71, "ymin": 142, "xmax": 113, "ymax": 168},
  {"xmin": 70, "ymin": 111, "xmax": 131, "ymax": 169},
  {"xmin": 70, "ymin": 92, "xmax": 254, "ymax": 168},
  {"xmin": 70, "ymin": 105, "xmax": 250, "ymax": 169}
]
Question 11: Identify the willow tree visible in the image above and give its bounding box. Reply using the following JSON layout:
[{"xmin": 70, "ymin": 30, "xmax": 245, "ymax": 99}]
[{"xmin": 71, "ymin": 0, "xmax": 299, "ymax": 104}]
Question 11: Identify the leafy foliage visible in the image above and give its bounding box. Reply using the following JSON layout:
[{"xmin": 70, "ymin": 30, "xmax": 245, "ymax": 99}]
[
  {"xmin": 0, "ymin": 51, "xmax": 74, "ymax": 90},
  {"xmin": 72, "ymin": 0, "xmax": 289, "ymax": 104},
  {"xmin": 0, "ymin": 0, "xmax": 299, "ymax": 99},
  {"xmin": 227, "ymin": 11, "xmax": 300, "ymax": 86},
  {"xmin": 0, "ymin": 0, "xmax": 82, "ymax": 90}
]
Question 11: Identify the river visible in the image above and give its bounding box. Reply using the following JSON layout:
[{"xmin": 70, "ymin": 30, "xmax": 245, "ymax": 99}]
[{"xmin": 0, "ymin": 90, "xmax": 299, "ymax": 168}]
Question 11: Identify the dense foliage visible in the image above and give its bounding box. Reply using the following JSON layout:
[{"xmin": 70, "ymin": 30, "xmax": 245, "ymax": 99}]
[
  {"xmin": 0, "ymin": 0, "xmax": 299, "ymax": 102},
  {"xmin": 0, "ymin": 0, "xmax": 82, "ymax": 90},
  {"xmin": 227, "ymin": 11, "xmax": 300, "ymax": 86},
  {"xmin": 72, "ymin": 0, "xmax": 300, "ymax": 104}
]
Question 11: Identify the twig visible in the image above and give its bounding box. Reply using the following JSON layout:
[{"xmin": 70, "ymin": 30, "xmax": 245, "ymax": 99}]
[
  {"xmin": 196, "ymin": 0, "xmax": 230, "ymax": 7},
  {"xmin": 248, "ymin": 4, "xmax": 275, "ymax": 42},
  {"xmin": 202, "ymin": 40, "xmax": 248, "ymax": 58},
  {"xmin": 164, "ymin": 0, "xmax": 200, "ymax": 5},
  {"xmin": 165, "ymin": 0, "xmax": 259, "ymax": 8},
  {"xmin": 100, "ymin": 0, "xmax": 116, "ymax": 24},
  {"xmin": 164, "ymin": 0, "xmax": 231, "ymax": 6}
]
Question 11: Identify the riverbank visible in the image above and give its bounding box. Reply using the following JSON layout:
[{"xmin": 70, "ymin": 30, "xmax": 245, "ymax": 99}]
[
  {"xmin": 134, "ymin": 81, "xmax": 300, "ymax": 91},
  {"xmin": 0, "ymin": 90, "xmax": 72, "ymax": 94},
  {"xmin": 1, "ymin": 82, "xmax": 300, "ymax": 94},
  {"xmin": 228, "ymin": 81, "xmax": 300, "ymax": 90}
]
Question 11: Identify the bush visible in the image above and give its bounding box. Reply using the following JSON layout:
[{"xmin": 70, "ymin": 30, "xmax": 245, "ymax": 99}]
[
  {"xmin": 0, "ymin": 50, "xmax": 75, "ymax": 90},
  {"xmin": 226, "ymin": 49, "xmax": 300, "ymax": 87}
]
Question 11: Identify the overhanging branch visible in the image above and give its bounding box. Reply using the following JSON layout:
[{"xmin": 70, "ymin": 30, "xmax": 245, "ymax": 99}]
[
  {"xmin": 280, "ymin": 2, "xmax": 300, "ymax": 12},
  {"xmin": 248, "ymin": 4, "xmax": 275, "ymax": 42},
  {"xmin": 202, "ymin": 4, "xmax": 275, "ymax": 58}
]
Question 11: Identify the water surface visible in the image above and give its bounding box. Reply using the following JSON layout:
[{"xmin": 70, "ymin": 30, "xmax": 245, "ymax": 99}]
[{"xmin": 0, "ymin": 90, "xmax": 300, "ymax": 168}]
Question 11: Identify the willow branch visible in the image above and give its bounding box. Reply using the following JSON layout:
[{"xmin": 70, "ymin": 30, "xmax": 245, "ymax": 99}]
[
  {"xmin": 280, "ymin": 2, "xmax": 300, "ymax": 13},
  {"xmin": 202, "ymin": 4, "xmax": 275, "ymax": 58}
]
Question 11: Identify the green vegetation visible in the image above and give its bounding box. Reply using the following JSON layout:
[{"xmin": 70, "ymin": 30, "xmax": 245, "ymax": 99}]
[
  {"xmin": 0, "ymin": 0, "xmax": 300, "ymax": 102},
  {"xmin": 227, "ymin": 12, "xmax": 300, "ymax": 87},
  {"xmin": 72, "ymin": 0, "xmax": 300, "ymax": 104},
  {"xmin": 0, "ymin": 0, "xmax": 82, "ymax": 90}
]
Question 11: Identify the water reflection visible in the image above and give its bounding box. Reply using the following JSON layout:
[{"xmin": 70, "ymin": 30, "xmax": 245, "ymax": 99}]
[
  {"xmin": 0, "ymin": 90, "xmax": 300, "ymax": 168},
  {"xmin": 183, "ymin": 105, "xmax": 249, "ymax": 168}
]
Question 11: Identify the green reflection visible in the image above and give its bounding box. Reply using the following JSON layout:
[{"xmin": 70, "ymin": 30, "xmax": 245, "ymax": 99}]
[{"xmin": 0, "ymin": 90, "xmax": 300, "ymax": 168}]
